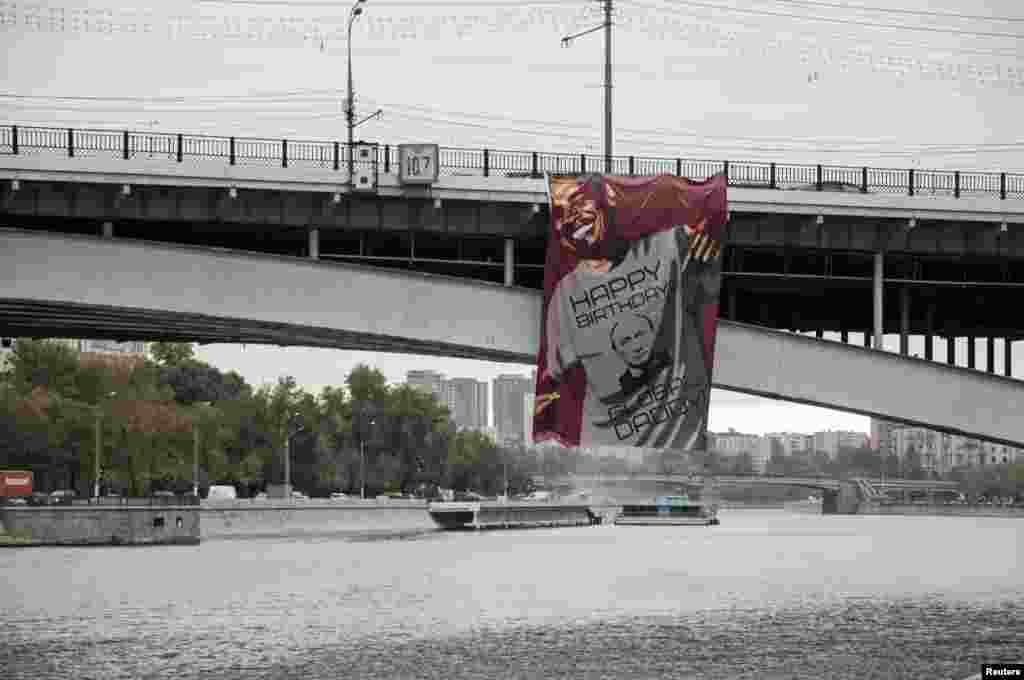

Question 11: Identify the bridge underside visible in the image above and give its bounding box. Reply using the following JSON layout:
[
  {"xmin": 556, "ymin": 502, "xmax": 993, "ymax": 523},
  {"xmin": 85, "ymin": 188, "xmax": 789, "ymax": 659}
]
[{"xmin": 2, "ymin": 228, "xmax": 1022, "ymax": 447}]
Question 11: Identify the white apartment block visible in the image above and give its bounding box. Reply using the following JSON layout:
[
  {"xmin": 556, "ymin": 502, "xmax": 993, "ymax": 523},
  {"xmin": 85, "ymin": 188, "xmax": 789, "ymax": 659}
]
[
  {"xmin": 888, "ymin": 425, "xmax": 1022, "ymax": 475},
  {"xmin": 812, "ymin": 430, "xmax": 869, "ymax": 459}
]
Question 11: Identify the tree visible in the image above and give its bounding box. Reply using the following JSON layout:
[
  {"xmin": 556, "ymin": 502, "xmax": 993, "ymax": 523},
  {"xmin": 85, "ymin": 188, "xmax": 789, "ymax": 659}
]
[
  {"xmin": 159, "ymin": 361, "xmax": 247, "ymax": 405},
  {"xmin": 9, "ymin": 339, "xmax": 81, "ymax": 398},
  {"xmin": 150, "ymin": 342, "xmax": 195, "ymax": 367}
]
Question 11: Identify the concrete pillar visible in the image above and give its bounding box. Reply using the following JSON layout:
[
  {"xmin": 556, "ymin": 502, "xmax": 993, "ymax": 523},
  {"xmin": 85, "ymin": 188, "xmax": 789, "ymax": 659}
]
[
  {"xmin": 840, "ymin": 330, "xmax": 849, "ymax": 344},
  {"xmin": 899, "ymin": 286, "xmax": 910, "ymax": 355},
  {"xmin": 987, "ymin": 337, "xmax": 995, "ymax": 373},
  {"xmin": 815, "ymin": 328, "xmax": 823, "ymax": 340},
  {"xmin": 863, "ymin": 331, "xmax": 871, "ymax": 348},
  {"xmin": 101, "ymin": 221, "xmax": 114, "ymax": 238},
  {"xmin": 1006, "ymin": 340, "xmax": 1013, "ymax": 378},
  {"xmin": 967, "ymin": 336, "xmax": 976, "ymax": 369},
  {"xmin": 308, "ymin": 228, "xmax": 320, "ymax": 260},
  {"xmin": 873, "ymin": 251, "xmax": 884, "ymax": 350},
  {"xmin": 727, "ymin": 288, "xmax": 737, "ymax": 321},
  {"xmin": 504, "ymin": 237, "xmax": 514, "ymax": 287}
]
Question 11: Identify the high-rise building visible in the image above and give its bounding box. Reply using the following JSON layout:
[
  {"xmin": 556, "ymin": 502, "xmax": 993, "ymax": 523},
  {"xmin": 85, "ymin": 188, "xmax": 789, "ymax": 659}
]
[
  {"xmin": 765, "ymin": 432, "xmax": 813, "ymax": 457},
  {"xmin": 709, "ymin": 429, "xmax": 770, "ymax": 473},
  {"xmin": 871, "ymin": 419, "xmax": 895, "ymax": 457},
  {"xmin": 812, "ymin": 430, "xmax": 869, "ymax": 459},
  {"xmin": 446, "ymin": 377, "xmax": 489, "ymax": 432},
  {"xmin": 493, "ymin": 372, "xmax": 534, "ymax": 445},
  {"xmin": 406, "ymin": 370, "xmax": 447, "ymax": 405}
]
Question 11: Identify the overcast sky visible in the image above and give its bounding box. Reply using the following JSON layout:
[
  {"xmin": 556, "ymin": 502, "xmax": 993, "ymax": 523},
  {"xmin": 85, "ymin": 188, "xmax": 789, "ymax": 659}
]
[{"xmin": 3, "ymin": 0, "xmax": 1021, "ymax": 434}]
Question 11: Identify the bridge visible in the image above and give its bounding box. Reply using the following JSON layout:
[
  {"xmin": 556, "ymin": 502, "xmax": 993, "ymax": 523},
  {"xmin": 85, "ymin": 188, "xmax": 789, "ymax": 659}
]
[
  {"xmin": 554, "ymin": 473, "xmax": 960, "ymax": 494},
  {"xmin": 2, "ymin": 227, "xmax": 1022, "ymax": 449},
  {"xmin": 2, "ymin": 124, "xmax": 1024, "ymax": 447},
  {"xmin": 4, "ymin": 123, "xmax": 1024, "ymax": 374},
  {"xmin": 551, "ymin": 473, "xmax": 961, "ymax": 514}
]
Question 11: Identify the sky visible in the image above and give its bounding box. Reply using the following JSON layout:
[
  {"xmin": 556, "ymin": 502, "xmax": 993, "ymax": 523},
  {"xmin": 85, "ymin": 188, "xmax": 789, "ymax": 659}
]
[{"xmin": 2, "ymin": 0, "xmax": 1022, "ymax": 435}]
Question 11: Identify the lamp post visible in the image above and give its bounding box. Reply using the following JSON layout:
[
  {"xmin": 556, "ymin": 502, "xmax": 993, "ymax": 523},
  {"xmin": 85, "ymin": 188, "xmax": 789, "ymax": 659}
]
[
  {"xmin": 360, "ymin": 415, "xmax": 375, "ymax": 499},
  {"xmin": 284, "ymin": 412, "xmax": 304, "ymax": 498},
  {"xmin": 347, "ymin": 0, "xmax": 366, "ymax": 187},
  {"xmin": 561, "ymin": 0, "xmax": 614, "ymax": 172},
  {"xmin": 93, "ymin": 392, "xmax": 116, "ymax": 500}
]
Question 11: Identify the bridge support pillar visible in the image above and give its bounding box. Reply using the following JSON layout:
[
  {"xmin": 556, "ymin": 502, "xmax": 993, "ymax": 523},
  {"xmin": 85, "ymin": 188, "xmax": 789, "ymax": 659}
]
[
  {"xmin": 967, "ymin": 336, "xmax": 976, "ymax": 369},
  {"xmin": 1006, "ymin": 339, "xmax": 1013, "ymax": 378},
  {"xmin": 987, "ymin": 336, "xmax": 995, "ymax": 373},
  {"xmin": 899, "ymin": 286, "xmax": 910, "ymax": 355},
  {"xmin": 822, "ymin": 481, "xmax": 862, "ymax": 514},
  {"xmin": 947, "ymin": 337, "xmax": 956, "ymax": 366},
  {"xmin": 101, "ymin": 221, "xmax": 113, "ymax": 238},
  {"xmin": 504, "ymin": 238, "xmax": 514, "ymax": 287},
  {"xmin": 873, "ymin": 252, "xmax": 883, "ymax": 350},
  {"xmin": 308, "ymin": 228, "xmax": 319, "ymax": 260}
]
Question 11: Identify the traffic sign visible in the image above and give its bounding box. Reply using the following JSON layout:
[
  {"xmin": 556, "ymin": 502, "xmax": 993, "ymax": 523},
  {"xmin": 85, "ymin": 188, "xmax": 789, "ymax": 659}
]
[{"xmin": 398, "ymin": 144, "xmax": 439, "ymax": 185}]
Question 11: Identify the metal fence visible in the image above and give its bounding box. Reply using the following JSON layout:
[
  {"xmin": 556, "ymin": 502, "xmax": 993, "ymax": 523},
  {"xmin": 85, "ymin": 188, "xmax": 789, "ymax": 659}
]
[{"xmin": 2, "ymin": 123, "xmax": 1021, "ymax": 200}]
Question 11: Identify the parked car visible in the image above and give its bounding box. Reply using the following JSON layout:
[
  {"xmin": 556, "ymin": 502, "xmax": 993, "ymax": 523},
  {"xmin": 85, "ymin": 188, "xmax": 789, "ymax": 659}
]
[{"xmin": 50, "ymin": 490, "xmax": 77, "ymax": 505}]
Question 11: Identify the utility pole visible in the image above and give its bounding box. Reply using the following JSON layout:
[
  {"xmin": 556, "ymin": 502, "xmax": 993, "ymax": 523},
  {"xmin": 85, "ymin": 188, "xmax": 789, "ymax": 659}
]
[
  {"xmin": 603, "ymin": 0, "xmax": 612, "ymax": 173},
  {"xmin": 94, "ymin": 410, "xmax": 102, "ymax": 500},
  {"xmin": 562, "ymin": 0, "xmax": 614, "ymax": 173},
  {"xmin": 193, "ymin": 424, "xmax": 200, "ymax": 497}
]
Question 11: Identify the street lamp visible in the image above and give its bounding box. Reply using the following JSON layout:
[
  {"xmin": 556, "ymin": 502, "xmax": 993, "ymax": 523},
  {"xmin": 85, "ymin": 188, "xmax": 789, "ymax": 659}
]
[
  {"xmin": 561, "ymin": 0, "xmax": 614, "ymax": 173},
  {"xmin": 360, "ymin": 416, "xmax": 375, "ymax": 499},
  {"xmin": 347, "ymin": 0, "xmax": 367, "ymax": 187},
  {"xmin": 93, "ymin": 392, "xmax": 117, "ymax": 500},
  {"xmin": 285, "ymin": 412, "xmax": 304, "ymax": 498}
]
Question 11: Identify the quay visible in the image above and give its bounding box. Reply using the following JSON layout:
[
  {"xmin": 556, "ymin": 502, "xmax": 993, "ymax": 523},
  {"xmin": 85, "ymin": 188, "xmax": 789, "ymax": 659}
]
[{"xmin": 0, "ymin": 499, "xmax": 200, "ymax": 547}]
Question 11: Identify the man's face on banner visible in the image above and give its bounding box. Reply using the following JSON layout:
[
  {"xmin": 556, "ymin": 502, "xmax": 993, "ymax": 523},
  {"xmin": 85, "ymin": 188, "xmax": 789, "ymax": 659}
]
[
  {"xmin": 612, "ymin": 314, "xmax": 655, "ymax": 369},
  {"xmin": 557, "ymin": 180, "xmax": 619, "ymax": 256}
]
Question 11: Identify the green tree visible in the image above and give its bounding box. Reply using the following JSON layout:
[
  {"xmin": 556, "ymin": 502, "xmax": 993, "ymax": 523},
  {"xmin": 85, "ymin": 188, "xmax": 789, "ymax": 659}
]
[
  {"xmin": 149, "ymin": 342, "xmax": 195, "ymax": 367},
  {"xmin": 9, "ymin": 339, "xmax": 81, "ymax": 398}
]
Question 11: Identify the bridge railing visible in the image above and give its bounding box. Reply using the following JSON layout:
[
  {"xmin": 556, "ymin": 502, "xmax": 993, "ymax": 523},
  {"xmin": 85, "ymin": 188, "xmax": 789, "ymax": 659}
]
[{"xmin": 2, "ymin": 123, "xmax": 1021, "ymax": 200}]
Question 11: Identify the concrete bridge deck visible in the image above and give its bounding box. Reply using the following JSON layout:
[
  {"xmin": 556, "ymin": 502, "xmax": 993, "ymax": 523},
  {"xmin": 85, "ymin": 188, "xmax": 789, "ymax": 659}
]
[{"xmin": 2, "ymin": 228, "xmax": 1022, "ymax": 446}]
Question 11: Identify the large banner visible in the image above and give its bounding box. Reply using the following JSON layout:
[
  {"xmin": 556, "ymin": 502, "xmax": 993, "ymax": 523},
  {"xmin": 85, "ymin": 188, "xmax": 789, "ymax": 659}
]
[{"xmin": 532, "ymin": 173, "xmax": 728, "ymax": 450}]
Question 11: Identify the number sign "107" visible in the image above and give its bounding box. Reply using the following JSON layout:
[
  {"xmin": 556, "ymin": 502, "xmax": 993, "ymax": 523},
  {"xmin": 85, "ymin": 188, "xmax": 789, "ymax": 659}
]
[{"xmin": 398, "ymin": 144, "xmax": 440, "ymax": 185}]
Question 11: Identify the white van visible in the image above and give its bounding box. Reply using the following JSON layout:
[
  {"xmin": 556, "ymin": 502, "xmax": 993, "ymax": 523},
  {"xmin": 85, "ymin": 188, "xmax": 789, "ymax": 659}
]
[{"xmin": 207, "ymin": 485, "xmax": 237, "ymax": 501}]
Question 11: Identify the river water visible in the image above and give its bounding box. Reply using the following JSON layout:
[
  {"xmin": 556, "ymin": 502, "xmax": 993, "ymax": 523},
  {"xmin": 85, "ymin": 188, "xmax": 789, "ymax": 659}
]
[{"xmin": 1, "ymin": 509, "xmax": 1021, "ymax": 679}]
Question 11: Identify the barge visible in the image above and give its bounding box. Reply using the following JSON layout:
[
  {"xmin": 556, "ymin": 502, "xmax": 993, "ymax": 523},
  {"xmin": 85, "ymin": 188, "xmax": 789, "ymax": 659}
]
[
  {"xmin": 427, "ymin": 501, "xmax": 602, "ymax": 530},
  {"xmin": 614, "ymin": 495, "xmax": 719, "ymax": 526}
]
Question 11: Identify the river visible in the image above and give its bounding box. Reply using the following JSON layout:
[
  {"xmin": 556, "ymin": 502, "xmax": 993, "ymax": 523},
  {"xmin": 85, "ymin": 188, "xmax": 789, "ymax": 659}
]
[{"xmin": 1, "ymin": 509, "xmax": 1020, "ymax": 679}]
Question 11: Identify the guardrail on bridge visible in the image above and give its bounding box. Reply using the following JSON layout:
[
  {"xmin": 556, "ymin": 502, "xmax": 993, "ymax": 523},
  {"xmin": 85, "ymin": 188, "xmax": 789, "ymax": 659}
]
[{"xmin": 2, "ymin": 123, "xmax": 1021, "ymax": 200}]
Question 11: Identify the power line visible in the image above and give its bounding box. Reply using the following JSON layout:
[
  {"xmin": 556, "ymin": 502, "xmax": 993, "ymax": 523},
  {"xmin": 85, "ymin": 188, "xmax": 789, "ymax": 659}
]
[
  {"xmin": 4, "ymin": 93, "xmax": 1024, "ymax": 151},
  {"xmin": 747, "ymin": 0, "xmax": 1024, "ymax": 24},
  {"xmin": 637, "ymin": 0, "xmax": 1024, "ymax": 39},
  {"xmin": 193, "ymin": 0, "xmax": 581, "ymax": 6},
  {"xmin": 621, "ymin": 0, "xmax": 1024, "ymax": 59},
  {"xmin": 619, "ymin": 1, "xmax": 1024, "ymax": 59}
]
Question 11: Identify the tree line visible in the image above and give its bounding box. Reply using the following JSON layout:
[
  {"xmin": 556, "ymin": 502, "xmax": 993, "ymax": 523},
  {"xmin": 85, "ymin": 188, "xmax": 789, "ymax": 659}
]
[
  {"xmin": 1, "ymin": 339, "xmax": 1018, "ymax": 501},
  {"xmin": 0, "ymin": 340, "xmax": 565, "ymax": 498}
]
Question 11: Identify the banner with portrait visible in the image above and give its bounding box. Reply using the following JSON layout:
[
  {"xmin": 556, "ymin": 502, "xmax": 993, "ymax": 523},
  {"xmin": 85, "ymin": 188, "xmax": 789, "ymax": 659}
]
[{"xmin": 532, "ymin": 173, "xmax": 728, "ymax": 450}]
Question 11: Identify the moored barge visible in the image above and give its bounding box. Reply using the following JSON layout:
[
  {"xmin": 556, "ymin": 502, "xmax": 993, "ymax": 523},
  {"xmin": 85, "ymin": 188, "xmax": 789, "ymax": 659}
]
[
  {"xmin": 427, "ymin": 501, "xmax": 602, "ymax": 530},
  {"xmin": 614, "ymin": 495, "xmax": 720, "ymax": 526}
]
